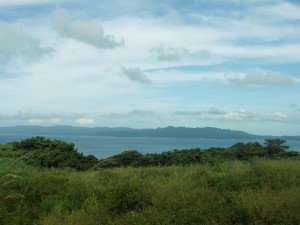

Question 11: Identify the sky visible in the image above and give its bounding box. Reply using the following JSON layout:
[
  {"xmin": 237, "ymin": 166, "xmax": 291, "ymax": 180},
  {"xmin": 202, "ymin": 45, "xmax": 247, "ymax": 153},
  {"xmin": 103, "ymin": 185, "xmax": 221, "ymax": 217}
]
[{"xmin": 0, "ymin": 0, "xmax": 300, "ymax": 135}]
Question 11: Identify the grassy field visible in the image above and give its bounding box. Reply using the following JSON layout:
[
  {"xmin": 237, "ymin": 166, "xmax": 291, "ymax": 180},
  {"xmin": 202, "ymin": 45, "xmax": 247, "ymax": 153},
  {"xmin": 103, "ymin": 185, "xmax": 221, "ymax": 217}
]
[{"xmin": 1, "ymin": 157, "xmax": 300, "ymax": 225}]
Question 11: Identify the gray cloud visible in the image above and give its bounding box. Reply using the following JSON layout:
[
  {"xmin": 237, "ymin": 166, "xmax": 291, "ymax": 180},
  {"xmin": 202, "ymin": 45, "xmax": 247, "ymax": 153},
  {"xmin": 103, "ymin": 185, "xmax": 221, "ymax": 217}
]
[
  {"xmin": 54, "ymin": 9, "xmax": 124, "ymax": 49},
  {"xmin": 227, "ymin": 71, "xmax": 297, "ymax": 87},
  {"xmin": 0, "ymin": 22, "xmax": 53, "ymax": 71},
  {"xmin": 121, "ymin": 66, "xmax": 152, "ymax": 84},
  {"xmin": 150, "ymin": 45, "xmax": 210, "ymax": 62},
  {"xmin": 150, "ymin": 46, "xmax": 180, "ymax": 61}
]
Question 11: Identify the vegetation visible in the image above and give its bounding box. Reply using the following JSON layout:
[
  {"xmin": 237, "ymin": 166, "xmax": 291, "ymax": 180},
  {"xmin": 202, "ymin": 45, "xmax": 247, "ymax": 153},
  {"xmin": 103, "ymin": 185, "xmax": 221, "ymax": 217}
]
[
  {"xmin": 97, "ymin": 139, "xmax": 299, "ymax": 168},
  {"xmin": 1, "ymin": 137, "xmax": 98, "ymax": 171},
  {"xmin": 1, "ymin": 137, "xmax": 299, "ymax": 170},
  {"xmin": 0, "ymin": 137, "xmax": 300, "ymax": 224}
]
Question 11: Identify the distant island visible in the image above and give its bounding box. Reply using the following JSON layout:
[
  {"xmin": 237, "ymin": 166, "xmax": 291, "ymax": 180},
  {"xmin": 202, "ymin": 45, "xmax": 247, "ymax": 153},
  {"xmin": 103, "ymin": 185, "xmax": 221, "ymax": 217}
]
[{"xmin": 0, "ymin": 125, "xmax": 299, "ymax": 141}]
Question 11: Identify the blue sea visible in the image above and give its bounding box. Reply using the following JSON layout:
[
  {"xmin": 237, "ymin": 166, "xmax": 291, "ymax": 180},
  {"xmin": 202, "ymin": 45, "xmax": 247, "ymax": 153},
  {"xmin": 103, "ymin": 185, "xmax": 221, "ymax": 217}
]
[{"xmin": 0, "ymin": 134, "xmax": 299, "ymax": 159}]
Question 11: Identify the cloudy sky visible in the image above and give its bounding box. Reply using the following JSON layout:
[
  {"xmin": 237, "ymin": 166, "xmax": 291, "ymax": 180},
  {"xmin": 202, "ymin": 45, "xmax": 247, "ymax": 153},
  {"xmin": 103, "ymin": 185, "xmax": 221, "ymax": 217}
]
[{"xmin": 0, "ymin": 0, "xmax": 299, "ymax": 135}]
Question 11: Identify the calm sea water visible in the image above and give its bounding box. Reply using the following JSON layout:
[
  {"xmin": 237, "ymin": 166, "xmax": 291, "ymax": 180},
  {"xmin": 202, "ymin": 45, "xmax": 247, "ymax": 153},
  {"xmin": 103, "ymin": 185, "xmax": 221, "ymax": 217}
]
[{"xmin": 0, "ymin": 134, "xmax": 299, "ymax": 159}]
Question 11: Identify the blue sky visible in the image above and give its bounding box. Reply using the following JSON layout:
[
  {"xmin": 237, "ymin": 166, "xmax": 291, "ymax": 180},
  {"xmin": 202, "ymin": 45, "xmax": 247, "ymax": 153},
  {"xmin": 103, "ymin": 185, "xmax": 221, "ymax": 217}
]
[{"xmin": 0, "ymin": 0, "xmax": 299, "ymax": 135}]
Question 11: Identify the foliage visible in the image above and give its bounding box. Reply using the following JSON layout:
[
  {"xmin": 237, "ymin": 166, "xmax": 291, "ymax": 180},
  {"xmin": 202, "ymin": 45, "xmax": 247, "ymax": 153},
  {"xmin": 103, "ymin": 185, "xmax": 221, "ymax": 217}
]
[
  {"xmin": 97, "ymin": 139, "xmax": 299, "ymax": 168},
  {"xmin": 264, "ymin": 138, "xmax": 289, "ymax": 155},
  {"xmin": 9, "ymin": 137, "xmax": 99, "ymax": 171}
]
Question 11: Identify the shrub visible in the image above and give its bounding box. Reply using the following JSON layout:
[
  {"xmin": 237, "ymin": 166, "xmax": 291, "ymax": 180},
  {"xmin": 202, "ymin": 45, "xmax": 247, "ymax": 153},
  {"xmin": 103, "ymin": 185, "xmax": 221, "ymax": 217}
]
[{"xmin": 12, "ymin": 137, "xmax": 98, "ymax": 171}]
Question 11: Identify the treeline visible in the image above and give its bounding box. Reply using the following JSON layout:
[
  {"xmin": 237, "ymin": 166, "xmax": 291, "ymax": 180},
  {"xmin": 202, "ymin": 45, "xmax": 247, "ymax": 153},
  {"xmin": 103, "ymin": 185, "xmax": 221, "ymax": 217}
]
[
  {"xmin": 1, "ymin": 137, "xmax": 299, "ymax": 171},
  {"xmin": 97, "ymin": 139, "xmax": 300, "ymax": 168}
]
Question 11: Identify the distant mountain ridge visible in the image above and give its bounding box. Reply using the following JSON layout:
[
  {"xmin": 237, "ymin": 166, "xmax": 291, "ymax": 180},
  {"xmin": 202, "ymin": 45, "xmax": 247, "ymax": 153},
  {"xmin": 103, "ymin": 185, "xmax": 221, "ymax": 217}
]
[{"xmin": 0, "ymin": 125, "xmax": 299, "ymax": 140}]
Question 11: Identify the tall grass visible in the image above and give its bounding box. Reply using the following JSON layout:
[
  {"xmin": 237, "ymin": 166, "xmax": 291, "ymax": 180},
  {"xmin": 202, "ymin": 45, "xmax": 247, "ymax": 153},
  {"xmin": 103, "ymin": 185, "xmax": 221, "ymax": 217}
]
[{"xmin": 1, "ymin": 158, "xmax": 300, "ymax": 224}]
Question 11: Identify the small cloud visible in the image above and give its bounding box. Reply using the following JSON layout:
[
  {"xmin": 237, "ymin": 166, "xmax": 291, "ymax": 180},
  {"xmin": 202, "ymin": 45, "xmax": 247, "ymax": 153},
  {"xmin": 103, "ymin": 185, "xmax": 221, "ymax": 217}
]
[
  {"xmin": 121, "ymin": 66, "xmax": 152, "ymax": 84},
  {"xmin": 150, "ymin": 45, "xmax": 180, "ymax": 61},
  {"xmin": 76, "ymin": 118, "xmax": 95, "ymax": 126},
  {"xmin": 150, "ymin": 45, "xmax": 210, "ymax": 62},
  {"xmin": 173, "ymin": 108, "xmax": 227, "ymax": 117},
  {"xmin": 54, "ymin": 9, "xmax": 124, "ymax": 49},
  {"xmin": 227, "ymin": 71, "xmax": 296, "ymax": 87}
]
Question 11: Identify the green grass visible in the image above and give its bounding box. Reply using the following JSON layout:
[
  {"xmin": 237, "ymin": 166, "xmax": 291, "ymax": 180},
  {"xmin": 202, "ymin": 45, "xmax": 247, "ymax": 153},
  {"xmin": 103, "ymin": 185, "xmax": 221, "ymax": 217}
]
[{"xmin": 1, "ymin": 158, "xmax": 300, "ymax": 225}]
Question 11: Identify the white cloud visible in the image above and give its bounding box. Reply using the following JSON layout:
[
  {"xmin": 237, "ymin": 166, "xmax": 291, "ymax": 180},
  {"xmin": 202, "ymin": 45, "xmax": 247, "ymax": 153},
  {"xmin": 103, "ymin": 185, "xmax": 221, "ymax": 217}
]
[
  {"xmin": 173, "ymin": 108, "xmax": 257, "ymax": 121},
  {"xmin": 272, "ymin": 112, "xmax": 288, "ymax": 120},
  {"xmin": 105, "ymin": 14, "xmax": 300, "ymax": 71},
  {"xmin": 120, "ymin": 66, "xmax": 152, "ymax": 84},
  {"xmin": 54, "ymin": 9, "xmax": 124, "ymax": 49},
  {"xmin": 0, "ymin": 22, "xmax": 53, "ymax": 71},
  {"xmin": 172, "ymin": 108, "xmax": 296, "ymax": 123}
]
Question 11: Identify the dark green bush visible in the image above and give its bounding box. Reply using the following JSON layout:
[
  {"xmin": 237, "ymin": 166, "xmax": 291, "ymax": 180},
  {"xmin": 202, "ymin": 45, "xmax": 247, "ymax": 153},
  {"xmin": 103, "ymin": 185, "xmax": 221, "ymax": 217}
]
[{"xmin": 12, "ymin": 137, "xmax": 98, "ymax": 171}]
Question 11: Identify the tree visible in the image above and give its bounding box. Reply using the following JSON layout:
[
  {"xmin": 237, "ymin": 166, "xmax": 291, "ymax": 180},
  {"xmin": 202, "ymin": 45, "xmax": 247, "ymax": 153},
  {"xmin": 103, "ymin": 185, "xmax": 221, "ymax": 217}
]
[
  {"xmin": 111, "ymin": 150, "xmax": 142, "ymax": 167},
  {"xmin": 229, "ymin": 142, "xmax": 266, "ymax": 160},
  {"xmin": 264, "ymin": 139, "xmax": 289, "ymax": 155},
  {"xmin": 12, "ymin": 137, "xmax": 98, "ymax": 171}
]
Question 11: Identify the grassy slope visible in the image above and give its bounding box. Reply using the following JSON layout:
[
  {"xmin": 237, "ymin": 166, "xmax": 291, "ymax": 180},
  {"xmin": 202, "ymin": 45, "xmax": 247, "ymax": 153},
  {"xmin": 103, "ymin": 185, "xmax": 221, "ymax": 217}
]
[{"xmin": 1, "ymin": 157, "xmax": 300, "ymax": 225}]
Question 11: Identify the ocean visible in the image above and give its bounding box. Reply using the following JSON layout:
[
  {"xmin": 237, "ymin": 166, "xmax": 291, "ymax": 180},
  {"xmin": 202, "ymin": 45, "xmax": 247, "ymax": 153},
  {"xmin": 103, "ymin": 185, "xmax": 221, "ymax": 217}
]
[{"xmin": 1, "ymin": 134, "xmax": 299, "ymax": 159}]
